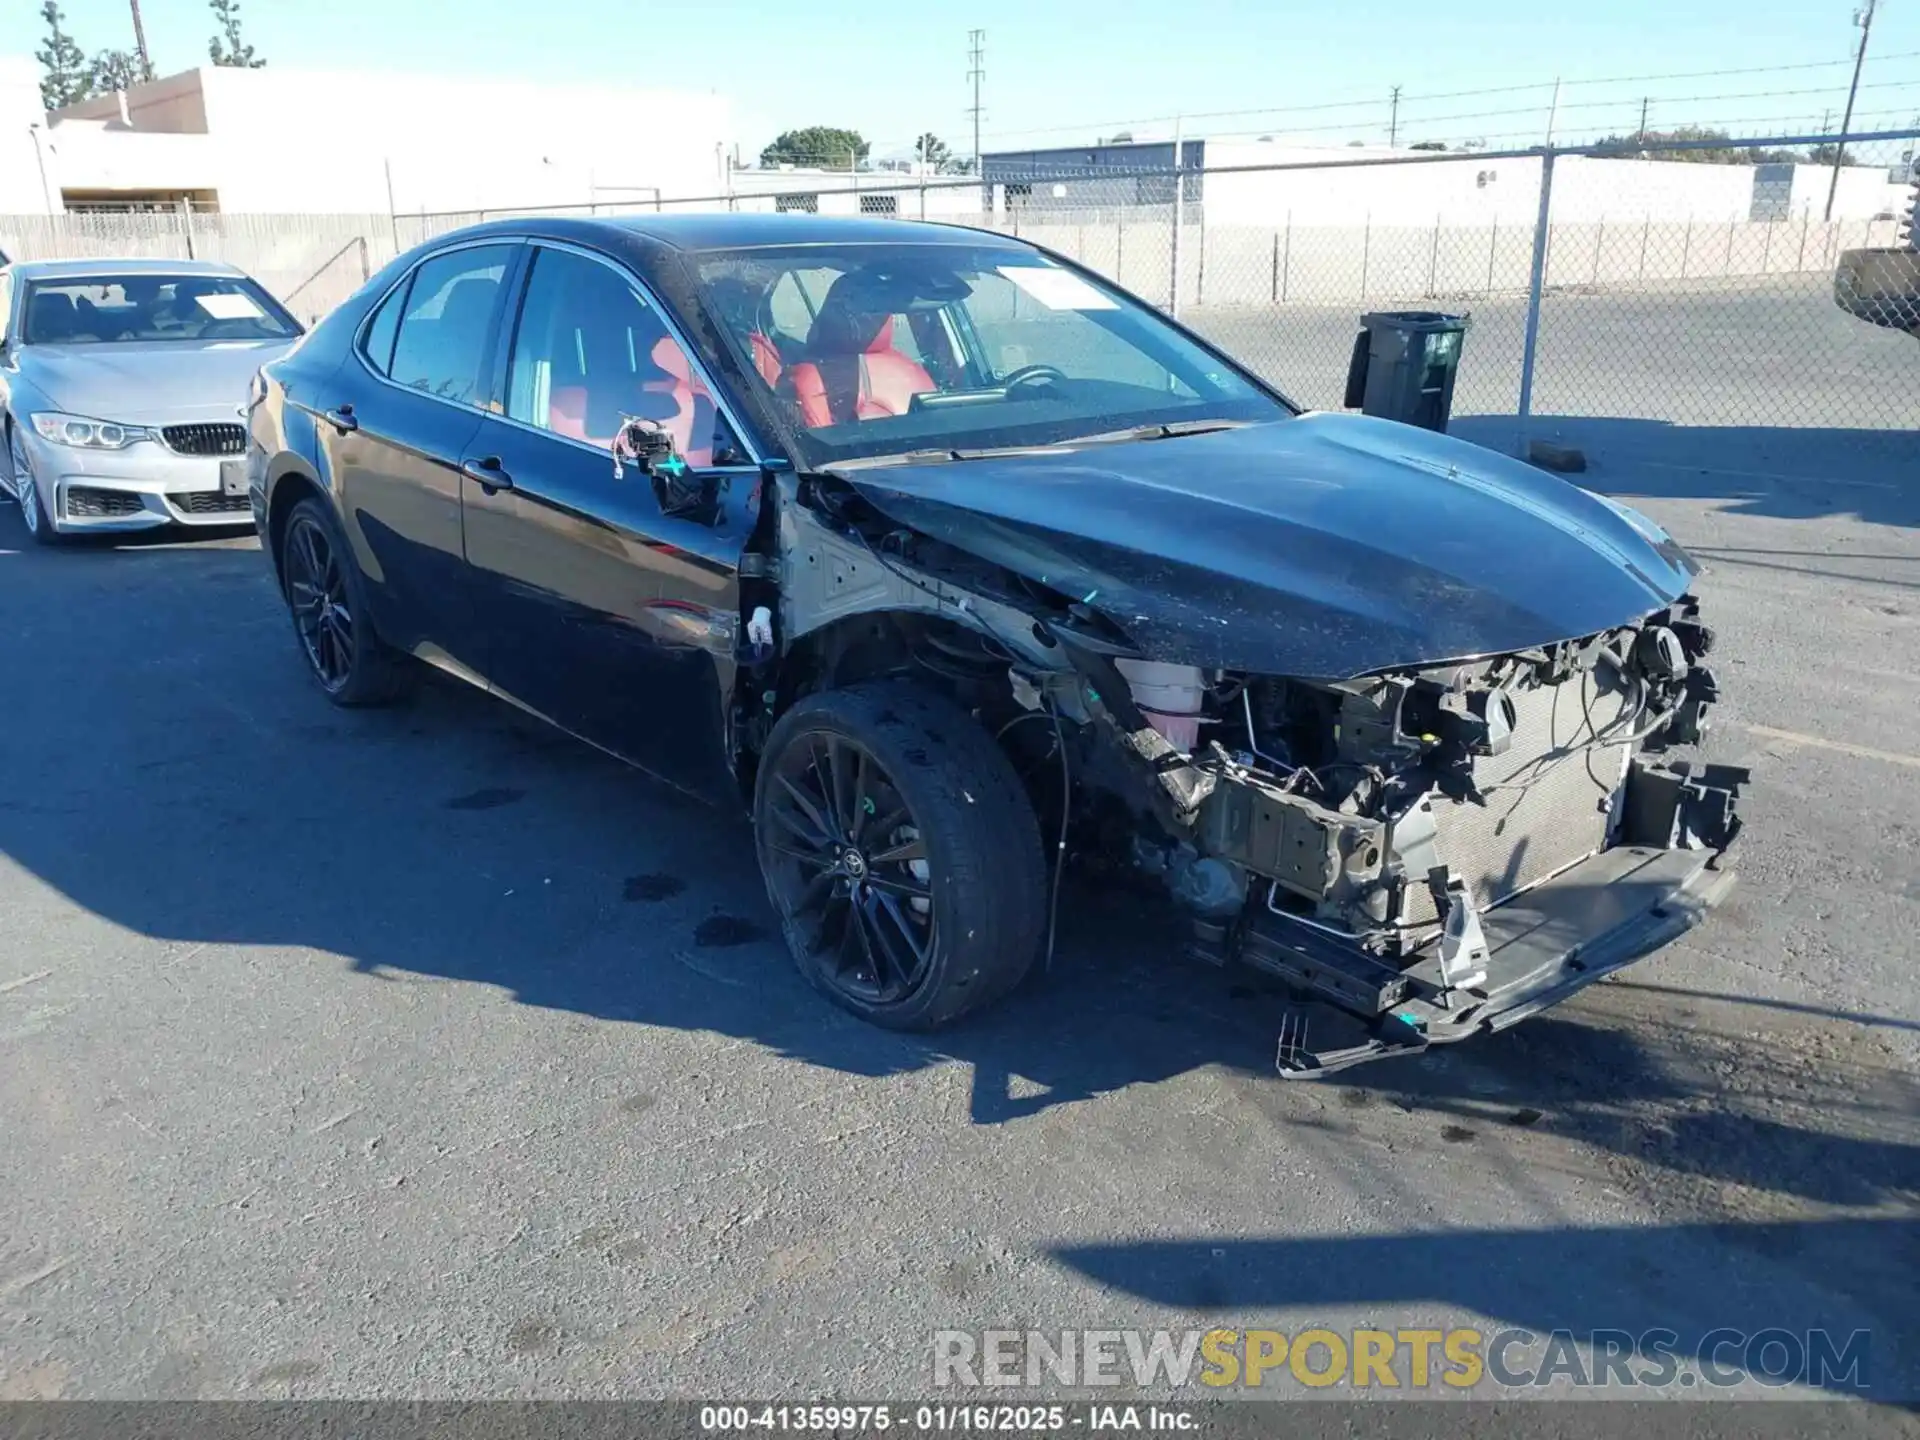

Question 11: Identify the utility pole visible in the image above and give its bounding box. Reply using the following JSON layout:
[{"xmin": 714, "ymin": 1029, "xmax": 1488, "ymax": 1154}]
[
  {"xmin": 967, "ymin": 29, "xmax": 987, "ymax": 175},
  {"xmin": 128, "ymin": 0, "xmax": 152, "ymax": 80},
  {"xmin": 1636, "ymin": 96, "xmax": 1650, "ymax": 143},
  {"xmin": 1826, "ymin": 0, "xmax": 1877, "ymax": 221},
  {"xmin": 1389, "ymin": 85, "xmax": 1402, "ymax": 147}
]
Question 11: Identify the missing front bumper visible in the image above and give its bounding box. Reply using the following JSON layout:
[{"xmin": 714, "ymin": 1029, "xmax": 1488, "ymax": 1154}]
[{"xmin": 1250, "ymin": 844, "xmax": 1738, "ymax": 1077}]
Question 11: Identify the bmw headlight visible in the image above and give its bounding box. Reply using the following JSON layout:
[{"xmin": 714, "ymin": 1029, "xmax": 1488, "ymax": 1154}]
[{"xmin": 30, "ymin": 412, "xmax": 154, "ymax": 450}]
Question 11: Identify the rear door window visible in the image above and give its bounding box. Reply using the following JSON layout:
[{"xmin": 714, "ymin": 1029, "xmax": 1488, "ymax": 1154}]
[{"xmin": 387, "ymin": 245, "xmax": 515, "ymax": 407}]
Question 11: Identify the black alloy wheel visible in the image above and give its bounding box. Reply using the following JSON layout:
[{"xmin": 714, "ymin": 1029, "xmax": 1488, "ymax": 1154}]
[
  {"xmin": 753, "ymin": 682, "xmax": 1046, "ymax": 1031},
  {"xmin": 285, "ymin": 509, "xmax": 355, "ymax": 692},
  {"xmin": 278, "ymin": 497, "xmax": 409, "ymax": 706}
]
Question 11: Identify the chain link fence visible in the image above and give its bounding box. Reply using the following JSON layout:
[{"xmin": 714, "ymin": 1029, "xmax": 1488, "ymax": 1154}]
[{"xmin": 3, "ymin": 130, "xmax": 1915, "ymax": 451}]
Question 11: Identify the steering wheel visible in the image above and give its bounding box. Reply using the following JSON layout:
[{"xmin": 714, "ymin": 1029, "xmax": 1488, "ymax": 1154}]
[{"xmin": 1001, "ymin": 363, "xmax": 1069, "ymax": 394}]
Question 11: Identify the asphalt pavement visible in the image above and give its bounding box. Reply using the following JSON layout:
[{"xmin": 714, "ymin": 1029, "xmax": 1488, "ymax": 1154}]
[{"xmin": 0, "ymin": 431, "xmax": 1916, "ymax": 1406}]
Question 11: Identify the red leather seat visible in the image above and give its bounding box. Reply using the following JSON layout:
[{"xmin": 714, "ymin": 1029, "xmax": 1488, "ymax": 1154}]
[
  {"xmin": 786, "ymin": 288, "xmax": 934, "ymax": 427},
  {"xmin": 644, "ymin": 336, "xmax": 715, "ymax": 466},
  {"xmin": 748, "ymin": 331, "xmax": 783, "ymax": 388},
  {"xmin": 543, "ymin": 330, "xmax": 711, "ymax": 464}
]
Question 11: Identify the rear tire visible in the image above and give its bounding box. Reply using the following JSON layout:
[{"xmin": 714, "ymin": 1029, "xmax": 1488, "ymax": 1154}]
[
  {"xmin": 279, "ymin": 496, "xmax": 411, "ymax": 706},
  {"xmin": 754, "ymin": 681, "xmax": 1047, "ymax": 1031}
]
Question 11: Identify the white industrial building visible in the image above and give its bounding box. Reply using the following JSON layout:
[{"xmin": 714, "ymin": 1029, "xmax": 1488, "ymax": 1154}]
[{"xmin": 0, "ymin": 55, "xmax": 730, "ymax": 217}]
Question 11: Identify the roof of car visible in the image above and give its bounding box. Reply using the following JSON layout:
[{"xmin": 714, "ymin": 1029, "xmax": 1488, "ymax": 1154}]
[
  {"xmin": 464, "ymin": 211, "xmax": 1032, "ymax": 254},
  {"xmin": 3, "ymin": 256, "xmax": 249, "ymax": 281}
]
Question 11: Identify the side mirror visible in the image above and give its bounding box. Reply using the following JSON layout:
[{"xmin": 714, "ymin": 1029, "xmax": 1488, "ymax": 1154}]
[{"xmin": 612, "ymin": 415, "xmax": 714, "ymax": 520}]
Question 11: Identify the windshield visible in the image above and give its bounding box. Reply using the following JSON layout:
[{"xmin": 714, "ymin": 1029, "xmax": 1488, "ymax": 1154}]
[
  {"xmin": 20, "ymin": 274, "xmax": 301, "ymax": 345},
  {"xmin": 694, "ymin": 243, "xmax": 1289, "ymax": 464}
]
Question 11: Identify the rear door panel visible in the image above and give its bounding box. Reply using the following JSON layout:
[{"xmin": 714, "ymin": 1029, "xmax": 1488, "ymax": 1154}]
[{"xmin": 315, "ymin": 241, "xmax": 522, "ymax": 673}]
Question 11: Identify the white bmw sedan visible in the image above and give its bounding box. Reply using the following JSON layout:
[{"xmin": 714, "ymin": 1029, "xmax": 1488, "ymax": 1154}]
[{"xmin": 0, "ymin": 257, "xmax": 302, "ymax": 545}]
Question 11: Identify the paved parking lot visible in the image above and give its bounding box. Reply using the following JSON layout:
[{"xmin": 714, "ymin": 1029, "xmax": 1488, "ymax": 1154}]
[{"xmin": 1, "ymin": 442, "xmax": 1916, "ymax": 1404}]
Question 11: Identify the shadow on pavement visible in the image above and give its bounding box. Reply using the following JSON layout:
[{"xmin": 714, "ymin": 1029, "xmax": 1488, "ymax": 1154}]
[
  {"xmin": 1047, "ymin": 1215, "xmax": 1918, "ymax": 1397},
  {"xmin": 1450, "ymin": 413, "xmax": 1920, "ymax": 529}
]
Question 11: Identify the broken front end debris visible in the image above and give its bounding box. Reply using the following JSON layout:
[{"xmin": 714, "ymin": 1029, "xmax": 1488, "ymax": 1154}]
[{"xmin": 1054, "ymin": 601, "xmax": 1746, "ymax": 1076}]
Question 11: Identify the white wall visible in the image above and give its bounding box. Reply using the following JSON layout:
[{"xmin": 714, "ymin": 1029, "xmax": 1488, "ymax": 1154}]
[
  {"xmin": 35, "ymin": 64, "xmax": 731, "ymax": 216},
  {"xmin": 714, "ymin": 168, "xmax": 984, "ymax": 219},
  {"xmin": 0, "ymin": 56, "xmax": 55, "ymax": 215},
  {"xmin": 1198, "ymin": 142, "xmax": 1897, "ymax": 229},
  {"xmin": 1785, "ymin": 162, "xmax": 1910, "ymax": 221},
  {"xmin": 196, "ymin": 67, "xmax": 732, "ymax": 215}
]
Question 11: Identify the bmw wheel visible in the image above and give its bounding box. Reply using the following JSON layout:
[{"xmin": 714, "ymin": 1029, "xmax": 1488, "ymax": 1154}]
[{"xmin": 8, "ymin": 424, "xmax": 60, "ymax": 547}]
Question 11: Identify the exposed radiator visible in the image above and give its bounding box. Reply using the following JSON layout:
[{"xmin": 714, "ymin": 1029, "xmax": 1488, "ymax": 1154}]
[{"xmin": 1399, "ymin": 667, "xmax": 1635, "ymax": 925}]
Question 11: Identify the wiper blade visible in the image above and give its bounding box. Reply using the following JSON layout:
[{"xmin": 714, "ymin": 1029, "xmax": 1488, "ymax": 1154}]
[{"xmin": 1064, "ymin": 419, "xmax": 1250, "ymax": 446}]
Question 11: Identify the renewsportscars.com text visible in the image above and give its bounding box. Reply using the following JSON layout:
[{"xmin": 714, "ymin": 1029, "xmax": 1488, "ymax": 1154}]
[{"xmin": 931, "ymin": 1326, "xmax": 1871, "ymax": 1391}]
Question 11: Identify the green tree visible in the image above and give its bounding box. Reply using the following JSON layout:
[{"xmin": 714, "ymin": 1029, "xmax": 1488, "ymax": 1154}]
[
  {"xmin": 86, "ymin": 47, "xmax": 152, "ymax": 95},
  {"xmin": 208, "ymin": 0, "xmax": 266, "ymax": 67},
  {"xmin": 913, "ymin": 132, "xmax": 952, "ymax": 171},
  {"xmin": 1408, "ymin": 140, "xmax": 1448, "ymax": 151},
  {"xmin": 1593, "ymin": 125, "xmax": 1754, "ymax": 164},
  {"xmin": 35, "ymin": 1, "xmax": 90, "ymax": 110},
  {"xmin": 759, "ymin": 127, "xmax": 869, "ymax": 170},
  {"xmin": 1808, "ymin": 143, "xmax": 1855, "ymax": 166}
]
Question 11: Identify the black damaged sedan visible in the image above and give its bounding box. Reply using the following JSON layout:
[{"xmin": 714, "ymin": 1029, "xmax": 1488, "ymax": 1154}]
[{"xmin": 246, "ymin": 213, "xmax": 1744, "ymax": 1075}]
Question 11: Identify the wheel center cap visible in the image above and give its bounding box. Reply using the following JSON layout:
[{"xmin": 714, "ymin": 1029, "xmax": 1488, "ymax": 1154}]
[{"xmin": 841, "ymin": 849, "xmax": 868, "ymax": 880}]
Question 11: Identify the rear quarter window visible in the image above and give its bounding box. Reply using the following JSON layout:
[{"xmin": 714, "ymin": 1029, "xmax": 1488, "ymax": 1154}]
[{"xmin": 360, "ymin": 279, "xmax": 407, "ymax": 376}]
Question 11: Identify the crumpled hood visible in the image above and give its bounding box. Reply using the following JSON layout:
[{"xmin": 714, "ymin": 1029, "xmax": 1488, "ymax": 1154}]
[
  {"xmin": 834, "ymin": 413, "xmax": 1698, "ymax": 677},
  {"xmin": 16, "ymin": 339, "xmax": 291, "ymax": 425}
]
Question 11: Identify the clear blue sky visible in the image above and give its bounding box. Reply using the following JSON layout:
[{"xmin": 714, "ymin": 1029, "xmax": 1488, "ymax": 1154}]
[{"xmin": 34, "ymin": 0, "xmax": 1920, "ymax": 157}]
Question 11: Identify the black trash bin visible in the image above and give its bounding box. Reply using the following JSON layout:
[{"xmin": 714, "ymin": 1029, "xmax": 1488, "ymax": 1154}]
[{"xmin": 1342, "ymin": 311, "xmax": 1470, "ymax": 432}]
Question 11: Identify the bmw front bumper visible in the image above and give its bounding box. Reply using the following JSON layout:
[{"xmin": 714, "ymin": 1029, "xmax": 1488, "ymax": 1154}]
[{"xmin": 18, "ymin": 429, "xmax": 254, "ymax": 534}]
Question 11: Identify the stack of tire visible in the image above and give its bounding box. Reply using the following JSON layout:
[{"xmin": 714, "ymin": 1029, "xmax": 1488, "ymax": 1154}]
[{"xmin": 1834, "ymin": 159, "xmax": 1920, "ymax": 338}]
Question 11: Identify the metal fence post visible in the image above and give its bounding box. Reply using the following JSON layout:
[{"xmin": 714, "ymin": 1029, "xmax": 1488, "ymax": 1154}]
[
  {"xmin": 1514, "ymin": 148, "xmax": 1557, "ymax": 459},
  {"xmin": 1761, "ymin": 220, "xmax": 1773, "ymax": 273},
  {"xmin": 1271, "ymin": 231, "xmax": 1280, "ymax": 303},
  {"xmin": 1169, "ymin": 144, "xmax": 1184, "ymax": 316},
  {"xmin": 1282, "ymin": 212, "xmax": 1291, "ymax": 302},
  {"xmin": 1679, "ymin": 217, "xmax": 1691, "ymax": 278},
  {"xmin": 1639, "ymin": 215, "xmax": 1650, "ymax": 279},
  {"xmin": 1427, "ymin": 213, "xmax": 1440, "ymax": 296},
  {"xmin": 1593, "ymin": 215, "xmax": 1604, "ymax": 285},
  {"xmin": 1486, "ymin": 217, "xmax": 1498, "ymax": 297},
  {"xmin": 179, "ymin": 197, "xmax": 196, "ymax": 260},
  {"xmin": 1360, "ymin": 213, "xmax": 1371, "ymax": 300},
  {"xmin": 1196, "ymin": 215, "xmax": 1206, "ymax": 308}
]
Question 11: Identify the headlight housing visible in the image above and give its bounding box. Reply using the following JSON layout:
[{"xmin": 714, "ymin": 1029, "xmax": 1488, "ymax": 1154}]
[{"xmin": 30, "ymin": 412, "xmax": 154, "ymax": 450}]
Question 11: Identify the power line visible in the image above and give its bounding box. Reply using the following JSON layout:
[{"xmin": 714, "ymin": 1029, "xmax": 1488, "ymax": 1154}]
[{"xmin": 962, "ymin": 51, "xmax": 1920, "ymax": 149}]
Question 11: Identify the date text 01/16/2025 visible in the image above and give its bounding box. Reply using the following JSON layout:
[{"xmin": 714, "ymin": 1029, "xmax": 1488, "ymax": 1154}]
[{"xmin": 699, "ymin": 1405, "xmax": 1199, "ymax": 1432}]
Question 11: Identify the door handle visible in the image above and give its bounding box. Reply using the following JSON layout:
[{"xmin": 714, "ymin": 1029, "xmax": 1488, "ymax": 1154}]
[
  {"xmin": 323, "ymin": 404, "xmax": 358, "ymax": 434},
  {"xmin": 461, "ymin": 456, "xmax": 514, "ymax": 493}
]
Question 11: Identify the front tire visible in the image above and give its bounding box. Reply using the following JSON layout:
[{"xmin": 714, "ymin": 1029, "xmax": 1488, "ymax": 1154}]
[
  {"xmin": 7, "ymin": 424, "xmax": 61, "ymax": 547},
  {"xmin": 754, "ymin": 681, "xmax": 1047, "ymax": 1031},
  {"xmin": 279, "ymin": 497, "xmax": 410, "ymax": 706}
]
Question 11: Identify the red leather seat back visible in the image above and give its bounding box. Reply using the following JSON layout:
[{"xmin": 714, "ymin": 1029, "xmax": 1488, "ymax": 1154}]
[
  {"xmin": 786, "ymin": 296, "xmax": 933, "ymax": 428},
  {"xmin": 748, "ymin": 331, "xmax": 783, "ymax": 387},
  {"xmin": 540, "ymin": 327, "xmax": 712, "ymax": 463},
  {"xmin": 645, "ymin": 336, "xmax": 716, "ymax": 466}
]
